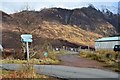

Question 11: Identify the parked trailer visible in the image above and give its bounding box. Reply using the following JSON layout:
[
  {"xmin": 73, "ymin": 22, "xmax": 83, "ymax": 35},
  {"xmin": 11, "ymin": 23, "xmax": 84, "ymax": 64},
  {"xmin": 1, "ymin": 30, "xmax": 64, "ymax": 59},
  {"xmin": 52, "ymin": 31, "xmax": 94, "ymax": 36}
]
[{"xmin": 95, "ymin": 37, "xmax": 120, "ymax": 51}]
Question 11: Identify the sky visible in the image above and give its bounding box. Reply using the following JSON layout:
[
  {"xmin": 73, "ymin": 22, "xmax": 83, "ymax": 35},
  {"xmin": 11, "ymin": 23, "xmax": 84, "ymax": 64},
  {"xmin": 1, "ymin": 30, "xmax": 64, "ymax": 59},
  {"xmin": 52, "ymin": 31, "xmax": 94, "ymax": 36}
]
[{"xmin": 0, "ymin": 0, "xmax": 119, "ymax": 14}]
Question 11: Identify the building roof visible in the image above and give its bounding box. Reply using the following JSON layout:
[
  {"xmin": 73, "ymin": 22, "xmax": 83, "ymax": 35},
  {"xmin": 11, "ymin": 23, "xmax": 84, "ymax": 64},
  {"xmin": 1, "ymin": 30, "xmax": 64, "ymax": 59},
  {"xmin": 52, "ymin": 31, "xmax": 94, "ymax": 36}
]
[{"xmin": 95, "ymin": 36, "xmax": 120, "ymax": 42}]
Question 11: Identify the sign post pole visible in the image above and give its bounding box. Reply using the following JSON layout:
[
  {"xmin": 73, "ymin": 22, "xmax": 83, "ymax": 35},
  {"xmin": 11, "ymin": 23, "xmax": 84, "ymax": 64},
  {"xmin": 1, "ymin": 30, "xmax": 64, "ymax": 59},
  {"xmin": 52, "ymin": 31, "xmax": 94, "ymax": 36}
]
[
  {"xmin": 26, "ymin": 42, "xmax": 30, "ymax": 64},
  {"xmin": 21, "ymin": 34, "xmax": 32, "ymax": 64}
]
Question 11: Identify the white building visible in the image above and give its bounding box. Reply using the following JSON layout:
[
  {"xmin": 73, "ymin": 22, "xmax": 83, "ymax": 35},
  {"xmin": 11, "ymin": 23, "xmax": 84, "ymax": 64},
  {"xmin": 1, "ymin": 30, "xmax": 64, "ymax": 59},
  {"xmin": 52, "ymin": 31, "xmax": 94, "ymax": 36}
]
[{"xmin": 95, "ymin": 36, "xmax": 120, "ymax": 51}]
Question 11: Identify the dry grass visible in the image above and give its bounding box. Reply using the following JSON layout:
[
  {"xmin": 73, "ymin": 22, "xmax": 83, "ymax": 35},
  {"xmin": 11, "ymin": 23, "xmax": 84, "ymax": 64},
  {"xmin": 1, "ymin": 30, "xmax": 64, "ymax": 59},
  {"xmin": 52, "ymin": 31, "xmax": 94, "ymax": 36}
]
[
  {"xmin": 0, "ymin": 58, "xmax": 59, "ymax": 65},
  {"xmin": 1, "ymin": 64, "xmax": 49, "ymax": 78},
  {"xmin": 1, "ymin": 47, "xmax": 60, "ymax": 65},
  {"xmin": 1, "ymin": 65, "xmax": 61, "ymax": 79},
  {"xmin": 79, "ymin": 50, "xmax": 120, "ymax": 72},
  {"xmin": 32, "ymin": 21, "xmax": 102, "ymax": 47}
]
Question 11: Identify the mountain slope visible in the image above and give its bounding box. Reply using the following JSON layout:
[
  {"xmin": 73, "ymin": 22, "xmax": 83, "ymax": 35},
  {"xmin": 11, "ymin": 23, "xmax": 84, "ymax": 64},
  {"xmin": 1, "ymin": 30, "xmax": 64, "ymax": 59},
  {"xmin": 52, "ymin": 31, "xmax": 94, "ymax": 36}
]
[
  {"xmin": 1, "ymin": 6, "xmax": 118, "ymax": 51},
  {"xmin": 10, "ymin": 6, "xmax": 118, "ymax": 36}
]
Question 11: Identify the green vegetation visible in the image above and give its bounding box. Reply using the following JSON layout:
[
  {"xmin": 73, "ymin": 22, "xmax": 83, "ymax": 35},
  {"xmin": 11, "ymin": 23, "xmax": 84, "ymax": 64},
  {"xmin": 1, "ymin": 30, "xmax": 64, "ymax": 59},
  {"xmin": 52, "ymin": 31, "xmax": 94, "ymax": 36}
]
[{"xmin": 79, "ymin": 50, "xmax": 120, "ymax": 72}]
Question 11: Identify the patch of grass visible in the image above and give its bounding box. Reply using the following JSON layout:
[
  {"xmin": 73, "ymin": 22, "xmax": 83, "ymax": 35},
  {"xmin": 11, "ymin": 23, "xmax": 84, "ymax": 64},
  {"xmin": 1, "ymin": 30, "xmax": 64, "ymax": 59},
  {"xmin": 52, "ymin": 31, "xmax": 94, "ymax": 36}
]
[
  {"xmin": 79, "ymin": 50, "xmax": 120, "ymax": 72},
  {"xmin": 1, "ymin": 64, "xmax": 49, "ymax": 78},
  {"xmin": 1, "ymin": 49, "xmax": 60, "ymax": 65},
  {"xmin": 0, "ymin": 58, "xmax": 60, "ymax": 65},
  {"xmin": 57, "ymin": 50, "xmax": 69, "ymax": 54},
  {"xmin": 80, "ymin": 50, "xmax": 119, "ymax": 62},
  {"xmin": 1, "ymin": 65, "xmax": 61, "ymax": 79},
  {"xmin": 0, "ymin": 69, "xmax": 11, "ymax": 76},
  {"xmin": 103, "ymin": 62, "xmax": 120, "ymax": 72},
  {"xmin": 96, "ymin": 50, "xmax": 119, "ymax": 59},
  {"xmin": 47, "ymin": 50, "xmax": 58, "ymax": 60},
  {"xmin": 80, "ymin": 50, "xmax": 103, "ymax": 61}
]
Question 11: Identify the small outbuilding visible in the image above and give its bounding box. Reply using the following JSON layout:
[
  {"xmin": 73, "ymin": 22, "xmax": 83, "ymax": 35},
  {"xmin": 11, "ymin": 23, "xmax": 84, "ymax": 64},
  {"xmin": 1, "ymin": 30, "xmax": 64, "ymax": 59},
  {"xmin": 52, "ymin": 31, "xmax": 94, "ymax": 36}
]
[{"xmin": 95, "ymin": 36, "xmax": 120, "ymax": 51}]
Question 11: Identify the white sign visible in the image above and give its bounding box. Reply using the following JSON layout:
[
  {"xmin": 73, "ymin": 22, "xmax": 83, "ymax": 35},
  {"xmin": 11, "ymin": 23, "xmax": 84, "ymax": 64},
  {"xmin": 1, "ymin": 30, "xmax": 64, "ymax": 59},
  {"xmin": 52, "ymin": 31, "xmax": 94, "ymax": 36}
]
[
  {"xmin": 21, "ymin": 34, "xmax": 32, "ymax": 42},
  {"xmin": 21, "ymin": 34, "xmax": 33, "ymax": 64}
]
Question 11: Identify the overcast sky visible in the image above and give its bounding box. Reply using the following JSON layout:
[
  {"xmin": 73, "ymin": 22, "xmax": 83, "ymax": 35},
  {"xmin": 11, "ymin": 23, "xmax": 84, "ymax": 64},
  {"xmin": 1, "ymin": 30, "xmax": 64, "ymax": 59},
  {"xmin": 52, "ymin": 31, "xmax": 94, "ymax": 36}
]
[{"xmin": 0, "ymin": 0, "xmax": 119, "ymax": 14}]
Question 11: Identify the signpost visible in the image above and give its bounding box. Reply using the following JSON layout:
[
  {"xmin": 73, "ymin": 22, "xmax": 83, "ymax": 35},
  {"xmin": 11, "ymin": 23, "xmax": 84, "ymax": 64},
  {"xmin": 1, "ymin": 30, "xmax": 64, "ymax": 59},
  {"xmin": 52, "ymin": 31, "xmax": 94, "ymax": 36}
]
[{"xmin": 21, "ymin": 34, "xmax": 32, "ymax": 64}]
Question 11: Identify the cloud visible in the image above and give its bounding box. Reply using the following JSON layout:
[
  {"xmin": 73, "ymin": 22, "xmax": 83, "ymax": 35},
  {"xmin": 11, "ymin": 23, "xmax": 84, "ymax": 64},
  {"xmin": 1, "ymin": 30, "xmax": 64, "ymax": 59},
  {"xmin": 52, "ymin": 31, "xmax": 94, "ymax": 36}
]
[
  {"xmin": 0, "ymin": 1, "xmax": 118, "ymax": 14},
  {"xmin": 0, "ymin": 0, "xmax": 119, "ymax": 2}
]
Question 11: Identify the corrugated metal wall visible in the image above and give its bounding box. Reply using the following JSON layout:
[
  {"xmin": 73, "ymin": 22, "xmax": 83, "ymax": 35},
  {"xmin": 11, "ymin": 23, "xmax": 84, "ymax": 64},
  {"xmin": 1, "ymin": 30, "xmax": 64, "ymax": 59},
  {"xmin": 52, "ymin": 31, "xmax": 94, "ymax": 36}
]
[
  {"xmin": 119, "ymin": 37, "xmax": 120, "ymax": 44},
  {"xmin": 95, "ymin": 41, "xmax": 119, "ymax": 50}
]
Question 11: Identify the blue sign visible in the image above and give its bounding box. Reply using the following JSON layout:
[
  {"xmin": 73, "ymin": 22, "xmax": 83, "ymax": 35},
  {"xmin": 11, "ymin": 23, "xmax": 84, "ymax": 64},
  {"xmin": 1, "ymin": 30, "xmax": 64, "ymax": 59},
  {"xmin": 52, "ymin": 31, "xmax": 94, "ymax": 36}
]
[
  {"xmin": 21, "ymin": 34, "xmax": 32, "ymax": 39},
  {"xmin": 21, "ymin": 34, "xmax": 32, "ymax": 42},
  {"xmin": 22, "ymin": 38, "xmax": 33, "ymax": 42}
]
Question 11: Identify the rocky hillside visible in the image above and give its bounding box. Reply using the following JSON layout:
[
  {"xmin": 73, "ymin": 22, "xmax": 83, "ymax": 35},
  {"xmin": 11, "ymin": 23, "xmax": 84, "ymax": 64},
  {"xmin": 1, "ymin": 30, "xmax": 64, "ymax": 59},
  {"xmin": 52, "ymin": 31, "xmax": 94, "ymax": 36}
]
[
  {"xmin": 102, "ymin": 9, "xmax": 120, "ymax": 35},
  {"xmin": 10, "ymin": 6, "xmax": 118, "ymax": 36},
  {"xmin": 1, "ymin": 6, "xmax": 119, "ymax": 51}
]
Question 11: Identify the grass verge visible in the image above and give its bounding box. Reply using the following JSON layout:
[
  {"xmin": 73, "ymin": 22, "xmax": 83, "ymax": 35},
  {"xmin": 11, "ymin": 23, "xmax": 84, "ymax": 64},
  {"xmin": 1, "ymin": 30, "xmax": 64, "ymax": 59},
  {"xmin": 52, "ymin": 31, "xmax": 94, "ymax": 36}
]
[
  {"xmin": 0, "ymin": 58, "xmax": 59, "ymax": 65},
  {"xmin": 0, "ymin": 64, "xmax": 48, "ymax": 78},
  {"xmin": 79, "ymin": 50, "xmax": 120, "ymax": 72}
]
